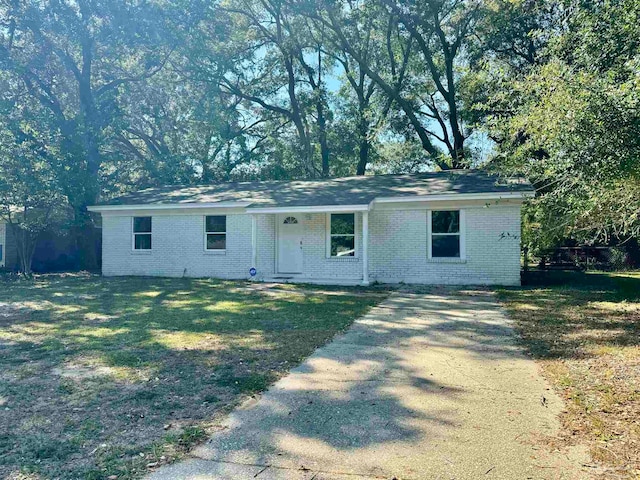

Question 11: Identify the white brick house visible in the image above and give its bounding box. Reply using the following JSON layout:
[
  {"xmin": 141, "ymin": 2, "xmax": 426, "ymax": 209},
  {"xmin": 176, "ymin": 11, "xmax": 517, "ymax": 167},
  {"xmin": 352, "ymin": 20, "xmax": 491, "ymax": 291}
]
[{"xmin": 88, "ymin": 171, "xmax": 534, "ymax": 286}]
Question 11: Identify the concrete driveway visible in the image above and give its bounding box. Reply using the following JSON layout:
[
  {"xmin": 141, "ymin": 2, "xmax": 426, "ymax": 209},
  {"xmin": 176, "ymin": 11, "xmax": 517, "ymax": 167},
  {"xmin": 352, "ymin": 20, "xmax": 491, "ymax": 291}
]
[{"xmin": 148, "ymin": 289, "xmax": 588, "ymax": 480}]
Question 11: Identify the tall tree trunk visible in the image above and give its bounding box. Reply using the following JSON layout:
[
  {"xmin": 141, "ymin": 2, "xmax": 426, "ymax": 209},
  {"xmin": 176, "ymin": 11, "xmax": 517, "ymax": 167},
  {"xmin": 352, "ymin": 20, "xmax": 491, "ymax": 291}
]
[
  {"xmin": 451, "ymin": 136, "xmax": 465, "ymax": 169},
  {"xmin": 443, "ymin": 54, "xmax": 466, "ymax": 168},
  {"xmin": 283, "ymin": 54, "xmax": 314, "ymax": 177},
  {"xmin": 356, "ymin": 115, "xmax": 370, "ymax": 175},
  {"xmin": 624, "ymin": 237, "xmax": 640, "ymax": 268},
  {"xmin": 317, "ymin": 101, "xmax": 330, "ymax": 176},
  {"xmin": 10, "ymin": 224, "xmax": 36, "ymax": 276},
  {"xmin": 64, "ymin": 33, "xmax": 101, "ymax": 271},
  {"xmin": 314, "ymin": 47, "xmax": 330, "ymax": 177},
  {"xmin": 356, "ymin": 139, "xmax": 370, "ymax": 175}
]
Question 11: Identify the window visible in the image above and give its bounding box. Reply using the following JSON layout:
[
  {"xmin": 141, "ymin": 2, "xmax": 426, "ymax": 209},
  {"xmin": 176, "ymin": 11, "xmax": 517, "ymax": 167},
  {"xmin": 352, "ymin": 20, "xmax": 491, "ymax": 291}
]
[
  {"xmin": 430, "ymin": 210, "xmax": 461, "ymax": 258},
  {"xmin": 133, "ymin": 217, "xmax": 152, "ymax": 250},
  {"xmin": 205, "ymin": 215, "xmax": 226, "ymax": 250},
  {"xmin": 329, "ymin": 213, "xmax": 355, "ymax": 257}
]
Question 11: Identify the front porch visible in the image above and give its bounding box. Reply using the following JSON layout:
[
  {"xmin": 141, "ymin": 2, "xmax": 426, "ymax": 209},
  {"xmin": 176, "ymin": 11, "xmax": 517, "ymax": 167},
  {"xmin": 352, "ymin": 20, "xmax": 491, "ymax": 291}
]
[{"xmin": 248, "ymin": 206, "xmax": 371, "ymax": 286}]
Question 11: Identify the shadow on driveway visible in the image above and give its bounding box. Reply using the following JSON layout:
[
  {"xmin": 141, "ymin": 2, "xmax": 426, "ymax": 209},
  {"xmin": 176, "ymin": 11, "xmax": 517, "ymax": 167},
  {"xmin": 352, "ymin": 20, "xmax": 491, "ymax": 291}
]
[{"xmin": 148, "ymin": 289, "xmax": 589, "ymax": 480}]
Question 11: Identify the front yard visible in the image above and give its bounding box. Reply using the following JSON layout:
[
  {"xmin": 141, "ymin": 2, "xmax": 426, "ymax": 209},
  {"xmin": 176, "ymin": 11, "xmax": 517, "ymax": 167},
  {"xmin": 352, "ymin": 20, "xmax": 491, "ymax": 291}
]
[
  {"xmin": 4, "ymin": 271, "xmax": 638, "ymax": 479},
  {"xmin": 0, "ymin": 274, "xmax": 386, "ymax": 480},
  {"xmin": 498, "ymin": 271, "xmax": 640, "ymax": 479}
]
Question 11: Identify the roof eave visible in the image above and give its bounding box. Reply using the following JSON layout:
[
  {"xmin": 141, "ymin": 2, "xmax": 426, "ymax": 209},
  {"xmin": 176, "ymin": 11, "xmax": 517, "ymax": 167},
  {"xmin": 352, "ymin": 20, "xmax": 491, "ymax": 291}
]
[
  {"xmin": 244, "ymin": 204, "xmax": 370, "ymax": 214},
  {"xmin": 372, "ymin": 191, "xmax": 534, "ymax": 204},
  {"xmin": 87, "ymin": 201, "xmax": 253, "ymax": 212}
]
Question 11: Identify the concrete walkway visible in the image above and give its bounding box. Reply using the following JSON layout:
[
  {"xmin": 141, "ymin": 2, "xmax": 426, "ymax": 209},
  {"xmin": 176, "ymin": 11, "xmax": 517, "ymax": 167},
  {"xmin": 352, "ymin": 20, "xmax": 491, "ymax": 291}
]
[{"xmin": 148, "ymin": 289, "xmax": 588, "ymax": 480}]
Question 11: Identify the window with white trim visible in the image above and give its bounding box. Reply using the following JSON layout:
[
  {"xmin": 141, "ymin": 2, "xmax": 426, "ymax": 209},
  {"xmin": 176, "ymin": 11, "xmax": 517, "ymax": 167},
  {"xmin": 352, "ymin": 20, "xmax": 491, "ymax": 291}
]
[
  {"xmin": 430, "ymin": 210, "xmax": 460, "ymax": 258},
  {"xmin": 329, "ymin": 213, "xmax": 355, "ymax": 257},
  {"xmin": 133, "ymin": 217, "xmax": 152, "ymax": 250},
  {"xmin": 205, "ymin": 215, "xmax": 226, "ymax": 250}
]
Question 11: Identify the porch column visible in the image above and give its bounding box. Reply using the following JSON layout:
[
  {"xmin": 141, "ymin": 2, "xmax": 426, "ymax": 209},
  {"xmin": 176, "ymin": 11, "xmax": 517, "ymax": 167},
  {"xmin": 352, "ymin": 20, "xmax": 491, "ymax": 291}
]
[
  {"xmin": 251, "ymin": 214, "xmax": 257, "ymax": 276},
  {"xmin": 362, "ymin": 210, "xmax": 369, "ymax": 286}
]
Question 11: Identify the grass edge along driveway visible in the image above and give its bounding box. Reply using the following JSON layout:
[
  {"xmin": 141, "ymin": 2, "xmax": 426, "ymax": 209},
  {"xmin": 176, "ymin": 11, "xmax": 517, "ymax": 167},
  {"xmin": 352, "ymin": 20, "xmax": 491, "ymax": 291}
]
[
  {"xmin": 0, "ymin": 274, "xmax": 388, "ymax": 480},
  {"xmin": 498, "ymin": 271, "xmax": 640, "ymax": 480}
]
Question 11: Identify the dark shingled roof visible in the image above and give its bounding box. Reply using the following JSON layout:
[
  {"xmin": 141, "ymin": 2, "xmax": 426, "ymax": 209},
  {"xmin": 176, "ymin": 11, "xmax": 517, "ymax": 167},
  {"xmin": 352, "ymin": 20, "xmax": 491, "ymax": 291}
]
[{"xmin": 96, "ymin": 170, "xmax": 533, "ymax": 208}]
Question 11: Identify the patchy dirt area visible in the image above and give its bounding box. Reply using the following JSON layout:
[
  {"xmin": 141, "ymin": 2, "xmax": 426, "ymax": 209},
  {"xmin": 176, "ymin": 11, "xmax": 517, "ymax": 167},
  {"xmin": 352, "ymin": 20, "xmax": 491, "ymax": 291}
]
[{"xmin": 0, "ymin": 274, "xmax": 385, "ymax": 480}]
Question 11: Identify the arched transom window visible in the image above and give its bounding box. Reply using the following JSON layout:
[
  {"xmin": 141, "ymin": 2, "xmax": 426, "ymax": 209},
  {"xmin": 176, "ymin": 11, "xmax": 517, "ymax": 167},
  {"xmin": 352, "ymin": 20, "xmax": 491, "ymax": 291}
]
[{"xmin": 283, "ymin": 216, "xmax": 298, "ymax": 224}]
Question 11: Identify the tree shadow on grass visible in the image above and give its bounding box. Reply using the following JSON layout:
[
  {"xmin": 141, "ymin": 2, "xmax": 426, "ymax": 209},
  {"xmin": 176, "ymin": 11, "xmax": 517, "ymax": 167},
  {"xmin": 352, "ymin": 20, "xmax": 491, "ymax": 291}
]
[
  {"xmin": 498, "ymin": 271, "xmax": 640, "ymax": 360},
  {"xmin": 499, "ymin": 272, "xmax": 640, "ymax": 477},
  {"xmin": 0, "ymin": 275, "xmax": 539, "ymax": 479},
  {"xmin": 0, "ymin": 275, "xmax": 382, "ymax": 479}
]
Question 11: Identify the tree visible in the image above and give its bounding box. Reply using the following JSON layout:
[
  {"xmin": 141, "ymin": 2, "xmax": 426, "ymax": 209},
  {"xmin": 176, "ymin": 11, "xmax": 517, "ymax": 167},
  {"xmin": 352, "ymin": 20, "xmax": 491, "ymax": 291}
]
[
  {"xmin": 306, "ymin": 0, "xmax": 484, "ymax": 169},
  {"xmin": 324, "ymin": 4, "xmax": 391, "ymax": 175},
  {"xmin": 0, "ymin": 0, "xmax": 183, "ymax": 268},
  {"xmin": 211, "ymin": 0, "xmax": 327, "ymax": 177},
  {"xmin": 480, "ymin": 0, "xmax": 640, "ymax": 255},
  {"xmin": 0, "ymin": 125, "xmax": 65, "ymax": 275}
]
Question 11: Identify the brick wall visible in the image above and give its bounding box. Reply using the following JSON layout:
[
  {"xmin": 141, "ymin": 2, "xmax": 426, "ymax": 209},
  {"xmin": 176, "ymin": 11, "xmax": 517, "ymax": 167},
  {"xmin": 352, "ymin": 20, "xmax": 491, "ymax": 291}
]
[
  {"xmin": 102, "ymin": 214, "xmax": 253, "ymax": 278},
  {"xmin": 369, "ymin": 205, "xmax": 521, "ymax": 285},
  {"xmin": 101, "ymin": 204, "xmax": 522, "ymax": 286},
  {"xmin": 297, "ymin": 212, "xmax": 362, "ymax": 280},
  {"xmin": 255, "ymin": 214, "xmax": 275, "ymax": 277}
]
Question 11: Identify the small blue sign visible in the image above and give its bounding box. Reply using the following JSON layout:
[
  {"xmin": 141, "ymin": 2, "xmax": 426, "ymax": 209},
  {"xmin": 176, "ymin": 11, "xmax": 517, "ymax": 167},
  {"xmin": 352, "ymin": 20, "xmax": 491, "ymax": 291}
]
[{"xmin": 249, "ymin": 267, "xmax": 257, "ymax": 277}]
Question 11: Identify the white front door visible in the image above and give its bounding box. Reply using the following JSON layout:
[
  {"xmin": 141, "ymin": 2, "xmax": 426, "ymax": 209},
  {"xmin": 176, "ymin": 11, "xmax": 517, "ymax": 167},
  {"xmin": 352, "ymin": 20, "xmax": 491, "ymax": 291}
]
[{"xmin": 277, "ymin": 215, "xmax": 303, "ymax": 273}]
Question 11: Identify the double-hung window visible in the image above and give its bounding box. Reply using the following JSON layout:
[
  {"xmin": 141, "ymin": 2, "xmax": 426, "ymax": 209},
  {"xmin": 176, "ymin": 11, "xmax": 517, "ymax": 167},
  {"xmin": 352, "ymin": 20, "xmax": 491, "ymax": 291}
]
[
  {"xmin": 429, "ymin": 210, "xmax": 462, "ymax": 258},
  {"xmin": 205, "ymin": 215, "xmax": 226, "ymax": 250},
  {"xmin": 328, "ymin": 213, "xmax": 355, "ymax": 257},
  {"xmin": 133, "ymin": 217, "xmax": 152, "ymax": 250}
]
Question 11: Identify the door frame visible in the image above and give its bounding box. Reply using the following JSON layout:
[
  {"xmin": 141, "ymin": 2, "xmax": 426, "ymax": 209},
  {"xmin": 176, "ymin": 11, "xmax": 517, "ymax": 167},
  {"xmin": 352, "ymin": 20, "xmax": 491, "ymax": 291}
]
[{"xmin": 275, "ymin": 214, "xmax": 304, "ymax": 274}]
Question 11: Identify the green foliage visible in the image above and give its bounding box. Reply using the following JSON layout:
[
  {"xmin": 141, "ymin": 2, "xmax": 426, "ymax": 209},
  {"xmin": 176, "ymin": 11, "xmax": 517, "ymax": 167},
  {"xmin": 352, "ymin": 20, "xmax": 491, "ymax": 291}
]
[
  {"xmin": 477, "ymin": 0, "xmax": 640, "ymax": 251},
  {"xmin": 0, "ymin": 0, "xmax": 192, "ymax": 267},
  {"xmin": 0, "ymin": 0, "xmax": 494, "ymax": 205},
  {"xmin": 0, "ymin": 0, "xmax": 638, "ymax": 263},
  {"xmin": 0, "ymin": 125, "xmax": 67, "ymax": 273}
]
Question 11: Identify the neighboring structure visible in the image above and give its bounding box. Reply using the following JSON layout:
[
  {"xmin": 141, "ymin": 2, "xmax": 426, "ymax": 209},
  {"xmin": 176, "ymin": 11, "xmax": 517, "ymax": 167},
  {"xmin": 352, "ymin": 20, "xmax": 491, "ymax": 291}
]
[
  {"xmin": 88, "ymin": 170, "xmax": 534, "ymax": 286},
  {"xmin": 0, "ymin": 222, "xmax": 19, "ymax": 271}
]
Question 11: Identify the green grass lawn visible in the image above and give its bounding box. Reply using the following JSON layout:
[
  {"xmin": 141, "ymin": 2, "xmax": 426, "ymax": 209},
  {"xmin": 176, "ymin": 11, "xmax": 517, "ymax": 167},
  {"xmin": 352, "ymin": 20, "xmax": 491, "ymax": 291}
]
[
  {"xmin": 0, "ymin": 274, "xmax": 387, "ymax": 480},
  {"xmin": 498, "ymin": 271, "xmax": 640, "ymax": 479}
]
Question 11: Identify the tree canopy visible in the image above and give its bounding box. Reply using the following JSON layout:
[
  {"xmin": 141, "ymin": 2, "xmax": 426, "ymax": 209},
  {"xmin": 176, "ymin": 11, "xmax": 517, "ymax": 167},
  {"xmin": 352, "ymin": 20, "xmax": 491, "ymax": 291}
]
[
  {"xmin": 473, "ymin": 0, "xmax": 640, "ymax": 254},
  {"xmin": 0, "ymin": 0, "xmax": 638, "ymax": 270}
]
